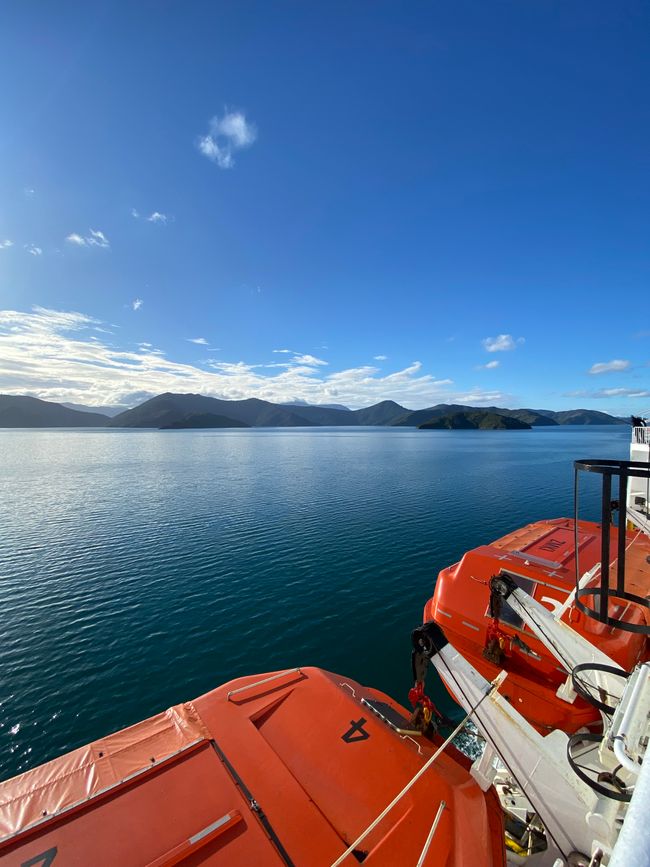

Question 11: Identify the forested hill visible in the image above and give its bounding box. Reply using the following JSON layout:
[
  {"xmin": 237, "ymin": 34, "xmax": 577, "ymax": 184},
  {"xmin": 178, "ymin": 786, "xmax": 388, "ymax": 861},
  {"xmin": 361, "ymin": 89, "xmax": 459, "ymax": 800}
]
[
  {"xmin": 0, "ymin": 395, "xmax": 110, "ymax": 427},
  {"xmin": 418, "ymin": 411, "xmax": 531, "ymax": 430}
]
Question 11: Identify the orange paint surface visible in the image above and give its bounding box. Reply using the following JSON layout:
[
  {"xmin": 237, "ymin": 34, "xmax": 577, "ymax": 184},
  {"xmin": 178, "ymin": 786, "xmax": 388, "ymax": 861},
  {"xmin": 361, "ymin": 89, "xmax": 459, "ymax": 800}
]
[
  {"xmin": 0, "ymin": 668, "xmax": 505, "ymax": 866},
  {"xmin": 426, "ymin": 518, "xmax": 650, "ymax": 733}
]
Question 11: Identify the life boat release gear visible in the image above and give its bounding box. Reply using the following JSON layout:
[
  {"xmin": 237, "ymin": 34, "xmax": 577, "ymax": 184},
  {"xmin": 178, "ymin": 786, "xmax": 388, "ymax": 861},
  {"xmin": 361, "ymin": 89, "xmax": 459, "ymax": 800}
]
[{"xmin": 409, "ymin": 622, "xmax": 453, "ymax": 734}]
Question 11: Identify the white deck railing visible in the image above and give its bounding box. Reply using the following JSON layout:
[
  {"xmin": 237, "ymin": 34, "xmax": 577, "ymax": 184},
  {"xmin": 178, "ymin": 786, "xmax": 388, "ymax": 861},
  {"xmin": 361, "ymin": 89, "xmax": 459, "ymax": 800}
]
[{"xmin": 633, "ymin": 427, "xmax": 650, "ymax": 445}]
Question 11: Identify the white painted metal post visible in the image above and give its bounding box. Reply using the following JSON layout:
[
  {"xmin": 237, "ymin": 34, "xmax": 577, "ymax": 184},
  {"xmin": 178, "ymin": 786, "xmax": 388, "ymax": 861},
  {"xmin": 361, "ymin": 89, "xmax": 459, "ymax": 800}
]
[{"xmin": 608, "ymin": 754, "xmax": 650, "ymax": 867}]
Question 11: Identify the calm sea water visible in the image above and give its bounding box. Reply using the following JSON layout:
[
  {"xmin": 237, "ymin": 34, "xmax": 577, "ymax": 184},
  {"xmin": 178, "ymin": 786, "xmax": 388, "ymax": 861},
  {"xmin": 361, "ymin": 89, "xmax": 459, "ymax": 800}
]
[{"xmin": 0, "ymin": 425, "xmax": 630, "ymax": 780}]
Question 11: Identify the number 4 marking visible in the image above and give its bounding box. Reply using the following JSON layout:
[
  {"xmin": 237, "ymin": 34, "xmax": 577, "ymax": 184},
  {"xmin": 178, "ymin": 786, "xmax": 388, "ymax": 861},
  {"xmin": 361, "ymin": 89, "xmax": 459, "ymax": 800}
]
[
  {"xmin": 21, "ymin": 847, "xmax": 57, "ymax": 867},
  {"xmin": 341, "ymin": 717, "xmax": 370, "ymax": 743}
]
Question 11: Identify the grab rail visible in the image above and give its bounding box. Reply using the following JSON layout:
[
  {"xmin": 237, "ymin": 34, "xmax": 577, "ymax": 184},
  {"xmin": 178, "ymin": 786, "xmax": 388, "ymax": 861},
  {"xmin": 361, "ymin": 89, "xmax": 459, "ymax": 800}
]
[
  {"xmin": 574, "ymin": 459, "xmax": 650, "ymax": 634},
  {"xmin": 227, "ymin": 668, "xmax": 302, "ymax": 700}
]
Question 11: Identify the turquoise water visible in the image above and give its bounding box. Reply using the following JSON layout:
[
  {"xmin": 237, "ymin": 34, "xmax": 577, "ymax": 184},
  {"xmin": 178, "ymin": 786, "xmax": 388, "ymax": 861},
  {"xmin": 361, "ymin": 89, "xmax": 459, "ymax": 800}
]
[{"xmin": 0, "ymin": 425, "xmax": 630, "ymax": 780}]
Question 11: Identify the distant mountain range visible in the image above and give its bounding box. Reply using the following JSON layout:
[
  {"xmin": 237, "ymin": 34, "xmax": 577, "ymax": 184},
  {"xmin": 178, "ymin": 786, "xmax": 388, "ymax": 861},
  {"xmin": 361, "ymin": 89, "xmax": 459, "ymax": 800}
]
[
  {"xmin": 107, "ymin": 395, "xmax": 433, "ymax": 428},
  {"xmin": 62, "ymin": 402, "xmax": 130, "ymax": 418},
  {"xmin": 0, "ymin": 392, "xmax": 630, "ymax": 429},
  {"xmin": 282, "ymin": 400, "xmax": 350, "ymax": 412},
  {"xmin": 393, "ymin": 404, "xmax": 628, "ymax": 429}
]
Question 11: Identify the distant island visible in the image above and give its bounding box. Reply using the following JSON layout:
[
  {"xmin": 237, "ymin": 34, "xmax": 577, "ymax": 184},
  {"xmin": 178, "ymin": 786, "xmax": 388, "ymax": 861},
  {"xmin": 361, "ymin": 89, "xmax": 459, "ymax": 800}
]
[
  {"xmin": 419, "ymin": 411, "xmax": 531, "ymax": 430},
  {"xmin": 0, "ymin": 392, "xmax": 629, "ymax": 430}
]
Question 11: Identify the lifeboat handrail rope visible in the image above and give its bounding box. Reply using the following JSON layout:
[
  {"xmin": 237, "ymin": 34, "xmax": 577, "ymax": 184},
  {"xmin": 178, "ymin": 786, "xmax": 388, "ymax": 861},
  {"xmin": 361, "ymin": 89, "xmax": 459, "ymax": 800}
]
[
  {"xmin": 430, "ymin": 632, "xmax": 569, "ymax": 861},
  {"xmin": 470, "ymin": 574, "xmax": 489, "ymax": 585},
  {"xmin": 329, "ymin": 680, "xmax": 501, "ymax": 867}
]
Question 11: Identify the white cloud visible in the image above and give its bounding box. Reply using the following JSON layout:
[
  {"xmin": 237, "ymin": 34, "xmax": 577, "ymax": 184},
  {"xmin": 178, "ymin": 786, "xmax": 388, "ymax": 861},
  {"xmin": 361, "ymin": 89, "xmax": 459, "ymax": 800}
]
[
  {"xmin": 273, "ymin": 349, "xmax": 293, "ymax": 354},
  {"xmin": 0, "ymin": 307, "xmax": 509, "ymax": 410},
  {"xmin": 0, "ymin": 239, "xmax": 13, "ymax": 250},
  {"xmin": 24, "ymin": 187, "xmax": 35, "ymax": 197},
  {"xmin": 482, "ymin": 334, "xmax": 525, "ymax": 352},
  {"xmin": 132, "ymin": 209, "xmax": 168, "ymax": 224},
  {"xmin": 87, "ymin": 229, "xmax": 109, "ymax": 248},
  {"xmin": 132, "ymin": 298, "xmax": 143, "ymax": 311},
  {"xmin": 565, "ymin": 387, "xmax": 650, "ymax": 399},
  {"xmin": 188, "ymin": 337, "xmax": 208, "ymax": 345},
  {"xmin": 66, "ymin": 229, "xmax": 110, "ymax": 249},
  {"xmin": 477, "ymin": 360, "xmax": 500, "ymax": 370},
  {"xmin": 374, "ymin": 355, "xmax": 388, "ymax": 361},
  {"xmin": 452, "ymin": 389, "xmax": 510, "ymax": 405},
  {"xmin": 217, "ymin": 112, "xmax": 257, "ymax": 147},
  {"xmin": 24, "ymin": 244, "xmax": 42, "ymax": 256},
  {"xmin": 292, "ymin": 353, "xmax": 327, "ymax": 366},
  {"xmin": 589, "ymin": 359, "xmax": 630, "ymax": 375},
  {"xmin": 197, "ymin": 110, "xmax": 257, "ymax": 169}
]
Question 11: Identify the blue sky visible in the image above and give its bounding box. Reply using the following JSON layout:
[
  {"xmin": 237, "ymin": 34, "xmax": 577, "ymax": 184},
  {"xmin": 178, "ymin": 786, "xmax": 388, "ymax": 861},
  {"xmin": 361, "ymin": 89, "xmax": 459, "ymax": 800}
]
[{"xmin": 0, "ymin": 1, "xmax": 648, "ymax": 412}]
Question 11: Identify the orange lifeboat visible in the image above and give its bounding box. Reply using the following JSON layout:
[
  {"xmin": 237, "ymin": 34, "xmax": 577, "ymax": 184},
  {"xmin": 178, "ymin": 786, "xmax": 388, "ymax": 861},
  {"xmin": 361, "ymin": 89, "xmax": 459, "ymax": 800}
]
[
  {"xmin": 424, "ymin": 518, "xmax": 650, "ymax": 734},
  {"xmin": 0, "ymin": 667, "xmax": 505, "ymax": 866}
]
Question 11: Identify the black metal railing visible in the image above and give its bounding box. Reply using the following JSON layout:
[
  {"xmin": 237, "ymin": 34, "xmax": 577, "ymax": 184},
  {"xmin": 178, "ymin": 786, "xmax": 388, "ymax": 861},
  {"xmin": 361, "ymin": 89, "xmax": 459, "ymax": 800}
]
[{"xmin": 574, "ymin": 458, "xmax": 650, "ymax": 634}]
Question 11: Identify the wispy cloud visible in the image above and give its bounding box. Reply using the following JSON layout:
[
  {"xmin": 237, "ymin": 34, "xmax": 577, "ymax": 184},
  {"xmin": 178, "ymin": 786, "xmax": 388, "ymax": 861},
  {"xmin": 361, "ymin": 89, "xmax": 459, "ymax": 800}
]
[
  {"xmin": 24, "ymin": 187, "xmax": 35, "ymax": 197},
  {"xmin": 197, "ymin": 110, "xmax": 257, "ymax": 169},
  {"xmin": 66, "ymin": 229, "xmax": 110, "ymax": 249},
  {"xmin": 131, "ymin": 298, "xmax": 143, "ymax": 311},
  {"xmin": 0, "ymin": 239, "xmax": 13, "ymax": 250},
  {"xmin": 132, "ymin": 209, "xmax": 169, "ymax": 223},
  {"xmin": 265, "ymin": 352, "xmax": 327, "ymax": 369},
  {"xmin": 565, "ymin": 387, "xmax": 650, "ymax": 399},
  {"xmin": 374, "ymin": 355, "xmax": 388, "ymax": 361},
  {"xmin": 88, "ymin": 229, "xmax": 109, "ymax": 248},
  {"xmin": 0, "ymin": 306, "xmax": 511, "ymax": 410},
  {"xmin": 477, "ymin": 360, "xmax": 500, "ymax": 370},
  {"xmin": 24, "ymin": 244, "xmax": 42, "ymax": 256},
  {"xmin": 188, "ymin": 337, "xmax": 208, "ymax": 345},
  {"xmin": 589, "ymin": 359, "xmax": 630, "ymax": 375},
  {"xmin": 482, "ymin": 334, "xmax": 525, "ymax": 352},
  {"xmin": 452, "ymin": 389, "xmax": 511, "ymax": 405}
]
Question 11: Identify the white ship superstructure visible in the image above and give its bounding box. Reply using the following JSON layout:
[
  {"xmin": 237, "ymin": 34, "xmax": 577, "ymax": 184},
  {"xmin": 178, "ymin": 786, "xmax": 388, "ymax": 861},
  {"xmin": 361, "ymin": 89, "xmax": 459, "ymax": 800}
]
[{"xmin": 628, "ymin": 420, "xmax": 650, "ymax": 535}]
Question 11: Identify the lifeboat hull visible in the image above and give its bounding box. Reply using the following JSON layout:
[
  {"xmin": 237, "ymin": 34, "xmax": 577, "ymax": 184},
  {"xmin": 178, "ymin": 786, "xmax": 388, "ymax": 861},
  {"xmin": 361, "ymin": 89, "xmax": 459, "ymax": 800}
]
[
  {"xmin": 425, "ymin": 518, "xmax": 650, "ymax": 734},
  {"xmin": 0, "ymin": 667, "xmax": 505, "ymax": 866}
]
